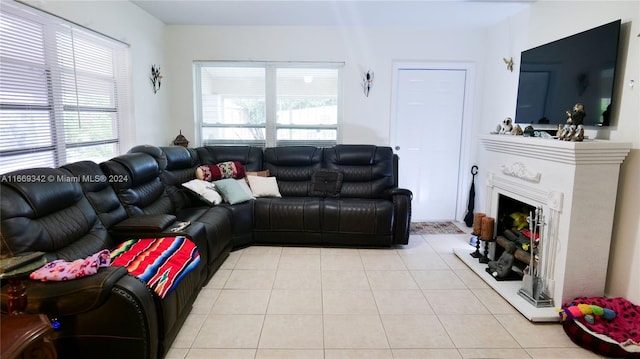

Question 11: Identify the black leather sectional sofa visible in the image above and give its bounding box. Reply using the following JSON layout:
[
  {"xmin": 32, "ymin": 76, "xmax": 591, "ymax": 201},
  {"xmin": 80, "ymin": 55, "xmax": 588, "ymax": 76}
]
[{"xmin": 0, "ymin": 144, "xmax": 412, "ymax": 359}]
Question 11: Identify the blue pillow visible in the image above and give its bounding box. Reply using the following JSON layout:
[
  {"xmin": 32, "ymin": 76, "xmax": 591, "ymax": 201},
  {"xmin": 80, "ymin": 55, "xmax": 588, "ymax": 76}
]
[{"xmin": 213, "ymin": 178, "xmax": 253, "ymax": 205}]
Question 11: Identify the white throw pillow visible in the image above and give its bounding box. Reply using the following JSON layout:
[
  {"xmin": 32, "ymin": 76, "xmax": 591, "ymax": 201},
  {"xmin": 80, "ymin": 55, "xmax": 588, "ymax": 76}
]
[
  {"xmin": 182, "ymin": 179, "xmax": 223, "ymax": 205},
  {"xmin": 246, "ymin": 175, "xmax": 282, "ymax": 198}
]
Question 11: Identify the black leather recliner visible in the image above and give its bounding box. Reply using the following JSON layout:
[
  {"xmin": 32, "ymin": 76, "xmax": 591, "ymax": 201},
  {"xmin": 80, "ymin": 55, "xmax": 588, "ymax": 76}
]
[{"xmin": 0, "ymin": 168, "xmax": 160, "ymax": 359}]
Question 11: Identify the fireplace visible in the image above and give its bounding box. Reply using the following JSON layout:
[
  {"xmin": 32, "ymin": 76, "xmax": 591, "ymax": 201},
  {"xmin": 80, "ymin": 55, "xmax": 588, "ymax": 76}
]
[
  {"xmin": 493, "ymin": 194, "xmax": 536, "ymax": 276},
  {"xmin": 455, "ymin": 134, "xmax": 630, "ymax": 322}
]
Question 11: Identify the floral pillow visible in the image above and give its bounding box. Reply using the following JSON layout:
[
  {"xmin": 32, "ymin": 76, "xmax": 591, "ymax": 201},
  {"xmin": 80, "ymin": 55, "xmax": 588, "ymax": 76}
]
[{"xmin": 196, "ymin": 161, "xmax": 246, "ymax": 182}]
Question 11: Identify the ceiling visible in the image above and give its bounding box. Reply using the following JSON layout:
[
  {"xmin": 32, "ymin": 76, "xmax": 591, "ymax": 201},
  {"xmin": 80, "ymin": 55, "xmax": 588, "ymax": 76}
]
[{"xmin": 131, "ymin": 0, "xmax": 533, "ymax": 28}]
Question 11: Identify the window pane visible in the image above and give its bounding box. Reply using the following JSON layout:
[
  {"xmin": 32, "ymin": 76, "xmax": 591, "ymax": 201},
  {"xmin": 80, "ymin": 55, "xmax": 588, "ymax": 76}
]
[
  {"xmin": 200, "ymin": 67, "xmax": 266, "ymax": 125},
  {"xmin": 66, "ymin": 143, "xmax": 117, "ymax": 164},
  {"xmin": 195, "ymin": 62, "xmax": 341, "ymax": 147},
  {"xmin": 64, "ymin": 111, "xmax": 118, "ymax": 144},
  {"xmin": 276, "ymin": 68, "xmax": 338, "ymax": 126},
  {"xmin": 0, "ymin": 1, "xmax": 129, "ymax": 172},
  {"xmin": 61, "ymin": 72, "xmax": 117, "ymax": 108},
  {"xmin": 0, "ymin": 110, "xmax": 53, "ymax": 151},
  {"xmin": 202, "ymin": 126, "xmax": 266, "ymax": 142},
  {"xmin": 0, "ymin": 63, "xmax": 50, "ymax": 105},
  {"xmin": 276, "ymin": 128, "xmax": 337, "ymax": 141},
  {"xmin": 0, "ymin": 152, "xmax": 55, "ymax": 174}
]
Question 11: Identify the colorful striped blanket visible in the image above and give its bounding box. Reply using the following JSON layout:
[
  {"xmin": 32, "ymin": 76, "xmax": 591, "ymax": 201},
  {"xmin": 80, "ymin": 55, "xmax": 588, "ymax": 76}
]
[{"xmin": 110, "ymin": 236, "xmax": 200, "ymax": 299}]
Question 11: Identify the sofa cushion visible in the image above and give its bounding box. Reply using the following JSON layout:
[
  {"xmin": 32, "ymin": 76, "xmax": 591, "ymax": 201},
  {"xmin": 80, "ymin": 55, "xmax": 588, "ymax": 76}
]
[
  {"xmin": 263, "ymin": 146, "xmax": 322, "ymax": 197},
  {"xmin": 101, "ymin": 153, "xmax": 174, "ymax": 216},
  {"xmin": 252, "ymin": 197, "xmax": 322, "ymax": 245},
  {"xmin": 0, "ymin": 168, "xmax": 113, "ymax": 260},
  {"xmin": 322, "ymin": 198, "xmax": 394, "ymax": 235},
  {"xmin": 61, "ymin": 161, "xmax": 128, "ymax": 229},
  {"xmin": 323, "ymin": 145, "xmax": 394, "ymax": 199}
]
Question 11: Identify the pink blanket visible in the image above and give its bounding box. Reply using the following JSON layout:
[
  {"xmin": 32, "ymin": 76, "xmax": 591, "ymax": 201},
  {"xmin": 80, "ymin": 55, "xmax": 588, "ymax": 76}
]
[{"xmin": 564, "ymin": 296, "xmax": 640, "ymax": 346}]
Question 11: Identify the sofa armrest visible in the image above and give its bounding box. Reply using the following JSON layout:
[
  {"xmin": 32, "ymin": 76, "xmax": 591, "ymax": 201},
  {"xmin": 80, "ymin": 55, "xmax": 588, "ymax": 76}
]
[
  {"xmin": 388, "ymin": 188, "xmax": 413, "ymax": 245},
  {"xmin": 110, "ymin": 214, "xmax": 177, "ymax": 233},
  {"xmin": 388, "ymin": 188, "xmax": 413, "ymax": 198},
  {"xmin": 2, "ymin": 267, "xmax": 160, "ymax": 358},
  {"xmin": 1, "ymin": 267, "xmax": 128, "ymax": 316}
]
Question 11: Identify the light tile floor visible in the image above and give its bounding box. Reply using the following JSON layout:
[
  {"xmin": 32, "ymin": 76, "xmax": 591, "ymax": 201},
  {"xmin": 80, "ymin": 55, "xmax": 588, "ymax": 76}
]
[{"xmin": 166, "ymin": 224, "xmax": 604, "ymax": 359}]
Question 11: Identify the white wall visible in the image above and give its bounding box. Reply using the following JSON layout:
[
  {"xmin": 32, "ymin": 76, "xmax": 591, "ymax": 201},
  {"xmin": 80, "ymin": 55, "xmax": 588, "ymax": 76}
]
[
  {"xmin": 165, "ymin": 25, "xmax": 490, "ymax": 147},
  {"xmin": 479, "ymin": 1, "xmax": 640, "ymax": 303},
  {"xmin": 22, "ymin": 0, "xmax": 171, "ymax": 149}
]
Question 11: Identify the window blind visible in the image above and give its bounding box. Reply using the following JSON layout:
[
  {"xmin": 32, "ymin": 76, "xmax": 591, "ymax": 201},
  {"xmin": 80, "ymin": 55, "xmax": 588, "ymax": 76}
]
[{"xmin": 0, "ymin": 1, "xmax": 130, "ymax": 173}]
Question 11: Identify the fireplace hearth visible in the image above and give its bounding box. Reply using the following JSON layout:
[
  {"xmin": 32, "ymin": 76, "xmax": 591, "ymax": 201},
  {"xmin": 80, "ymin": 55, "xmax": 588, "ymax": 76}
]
[{"xmin": 455, "ymin": 135, "xmax": 630, "ymax": 322}]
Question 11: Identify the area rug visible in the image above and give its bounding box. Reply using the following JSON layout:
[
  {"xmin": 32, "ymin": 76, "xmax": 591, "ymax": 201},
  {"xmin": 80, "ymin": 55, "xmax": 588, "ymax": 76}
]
[{"xmin": 410, "ymin": 221, "xmax": 465, "ymax": 235}]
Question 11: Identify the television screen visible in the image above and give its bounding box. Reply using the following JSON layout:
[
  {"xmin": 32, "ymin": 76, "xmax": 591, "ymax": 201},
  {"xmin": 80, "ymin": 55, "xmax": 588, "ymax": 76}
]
[{"xmin": 515, "ymin": 20, "xmax": 621, "ymax": 127}]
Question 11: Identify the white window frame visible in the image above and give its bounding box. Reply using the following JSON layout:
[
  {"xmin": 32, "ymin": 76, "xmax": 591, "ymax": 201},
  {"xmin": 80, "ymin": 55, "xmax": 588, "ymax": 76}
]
[
  {"xmin": 194, "ymin": 61, "xmax": 343, "ymax": 147},
  {"xmin": 0, "ymin": 1, "xmax": 130, "ymax": 173}
]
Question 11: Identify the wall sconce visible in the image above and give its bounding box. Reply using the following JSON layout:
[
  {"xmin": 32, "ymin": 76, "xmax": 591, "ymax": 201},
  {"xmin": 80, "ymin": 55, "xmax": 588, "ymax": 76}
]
[
  {"xmin": 503, "ymin": 57, "xmax": 514, "ymax": 72},
  {"xmin": 150, "ymin": 65, "xmax": 162, "ymax": 94},
  {"xmin": 362, "ymin": 70, "xmax": 374, "ymax": 97}
]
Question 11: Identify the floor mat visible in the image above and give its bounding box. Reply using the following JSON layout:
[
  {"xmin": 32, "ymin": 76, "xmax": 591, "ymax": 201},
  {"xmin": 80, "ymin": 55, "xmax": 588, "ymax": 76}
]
[{"xmin": 410, "ymin": 221, "xmax": 465, "ymax": 235}]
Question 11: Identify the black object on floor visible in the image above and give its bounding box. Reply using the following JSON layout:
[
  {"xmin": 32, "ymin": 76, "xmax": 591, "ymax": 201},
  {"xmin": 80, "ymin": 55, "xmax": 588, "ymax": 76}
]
[{"xmin": 463, "ymin": 165, "xmax": 478, "ymax": 227}]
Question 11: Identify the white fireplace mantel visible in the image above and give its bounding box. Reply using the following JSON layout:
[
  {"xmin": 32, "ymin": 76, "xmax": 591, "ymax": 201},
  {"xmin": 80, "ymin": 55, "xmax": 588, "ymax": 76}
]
[
  {"xmin": 479, "ymin": 134, "xmax": 631, "ymax": 165},
  {"xmin": 455, "ymin": 134, "xmax": 631, "ymax": 322}
]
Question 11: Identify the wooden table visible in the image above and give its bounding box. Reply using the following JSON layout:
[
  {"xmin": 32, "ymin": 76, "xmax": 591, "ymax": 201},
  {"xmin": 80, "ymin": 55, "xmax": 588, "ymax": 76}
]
[{"xmin": 1, "ymin": 314, "xmax": 57, "ymax": 359}]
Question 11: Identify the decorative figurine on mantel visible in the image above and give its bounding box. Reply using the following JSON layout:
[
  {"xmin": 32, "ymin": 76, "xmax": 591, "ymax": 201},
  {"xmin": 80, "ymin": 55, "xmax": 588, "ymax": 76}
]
[
  {"xmin": 173, "ymin": 130, "xmax": 189, "ymax": 147},
  {"xmin": 556, "ymin": 103, "xmax": 586, "ymax": 141},
  {"xmin": 497, "ymin": 117, "xmax": 513, "ymax": 134},
  {"xmin": 510, "ymin": 124, "xmax": 523, "ymax": 136},
  {"xmin": 566, "ymin": 103, "xmax": 586, "ymax": 126}
]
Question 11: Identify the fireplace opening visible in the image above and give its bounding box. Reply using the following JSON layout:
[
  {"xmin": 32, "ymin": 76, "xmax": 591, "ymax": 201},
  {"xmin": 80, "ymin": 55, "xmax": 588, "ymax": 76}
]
[
  {"xmin": 496, "ymin": 194, "xmax": 537, "ymax": 236},
  {"xmin": 489, "ymin": 194, "xmax": 537, "ymax": 281}
]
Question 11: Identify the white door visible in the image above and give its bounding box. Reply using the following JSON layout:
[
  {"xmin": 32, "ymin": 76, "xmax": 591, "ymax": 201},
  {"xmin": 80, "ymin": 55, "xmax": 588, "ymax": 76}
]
[{"xmin": 392, "ymin": 68, "xmax": 467, "ymax": 221}]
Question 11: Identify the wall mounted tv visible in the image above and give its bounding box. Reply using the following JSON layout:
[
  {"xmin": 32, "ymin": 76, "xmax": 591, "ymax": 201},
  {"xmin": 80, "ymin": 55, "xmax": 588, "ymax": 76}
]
[{"xmin": 515, "ymin": 19, "xmax": 621, "ymax": 127}]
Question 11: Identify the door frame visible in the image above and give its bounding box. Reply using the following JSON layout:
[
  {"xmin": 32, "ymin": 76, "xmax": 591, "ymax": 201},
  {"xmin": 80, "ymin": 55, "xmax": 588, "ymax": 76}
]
[{"xmin": 389, "ymin": 61, "xmax": 476, "ymax": 221}]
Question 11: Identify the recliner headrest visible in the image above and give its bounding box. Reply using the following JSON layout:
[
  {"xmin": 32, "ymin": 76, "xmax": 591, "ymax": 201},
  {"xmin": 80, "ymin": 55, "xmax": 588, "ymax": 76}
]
[
  {"xmin": 110, "ymin": 153, "xmax": 159, "ymax": 187},
  {"xmin": 264, "ymin": 146, "xmax": 323, "ymax": 166},
  {"xmin": 129, "ymin": 145, "xmax": 167, "ymax": 170},
  {"xmin": 161, "ymin": 146, "xmax": 195, "ymax": 170},
  {"xmin": 325, "ymin": 145, "xmax": 392, "ymax": 165},
  {"xmin": 61, "ymin": 161, "xmax": 109, "ymax": 192},
  {"xmin": 1, "ymin": 168, "xmax": 83, "ymax": 217}
]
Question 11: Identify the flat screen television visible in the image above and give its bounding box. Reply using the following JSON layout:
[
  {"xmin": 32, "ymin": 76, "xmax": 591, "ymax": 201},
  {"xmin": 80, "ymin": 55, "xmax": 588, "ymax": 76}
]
[{"xmin": 515, "ymin": 19, "xmax": 621, "ymax": 127}]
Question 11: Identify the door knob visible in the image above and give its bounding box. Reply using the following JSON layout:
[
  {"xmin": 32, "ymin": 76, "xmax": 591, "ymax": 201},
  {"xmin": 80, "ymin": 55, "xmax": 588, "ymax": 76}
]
[{"xmin": 395, "ymin": 146, "xmax": 400, "ymax": 150}]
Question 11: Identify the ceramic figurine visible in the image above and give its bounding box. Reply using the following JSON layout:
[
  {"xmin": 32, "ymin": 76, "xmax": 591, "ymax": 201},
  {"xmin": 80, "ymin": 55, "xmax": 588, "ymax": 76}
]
[{"xmin": 566, "ymin": 103, "xmax": 586, "ymax": 126}]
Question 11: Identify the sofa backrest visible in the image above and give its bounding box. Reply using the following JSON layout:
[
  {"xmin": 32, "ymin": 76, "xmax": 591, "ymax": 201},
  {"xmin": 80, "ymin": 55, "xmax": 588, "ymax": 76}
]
[
  {"xmin": 0, "ymin": 168, "xmax": 113, "ymax": 261},
  {"xmin": 100, "ymin": 153, "xmax": 174, "ymax": 216},
  {"xmin": 262, "ymin": 146, "xmax": 323, "ymax": 197},
  {"xmin": 61, "ymin": 161, "xmax": 128, "ymax": 229},
  {"xmin": 323, "ymin": 145, "xmax": 395, "ymax": 199},
  {"xmin": 195, "ymin": 146, "xmax": 263, "ymax": 172},
  {"xmin": 158, "ymin": 146, "xmax": 200, "ymax": 186}
]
